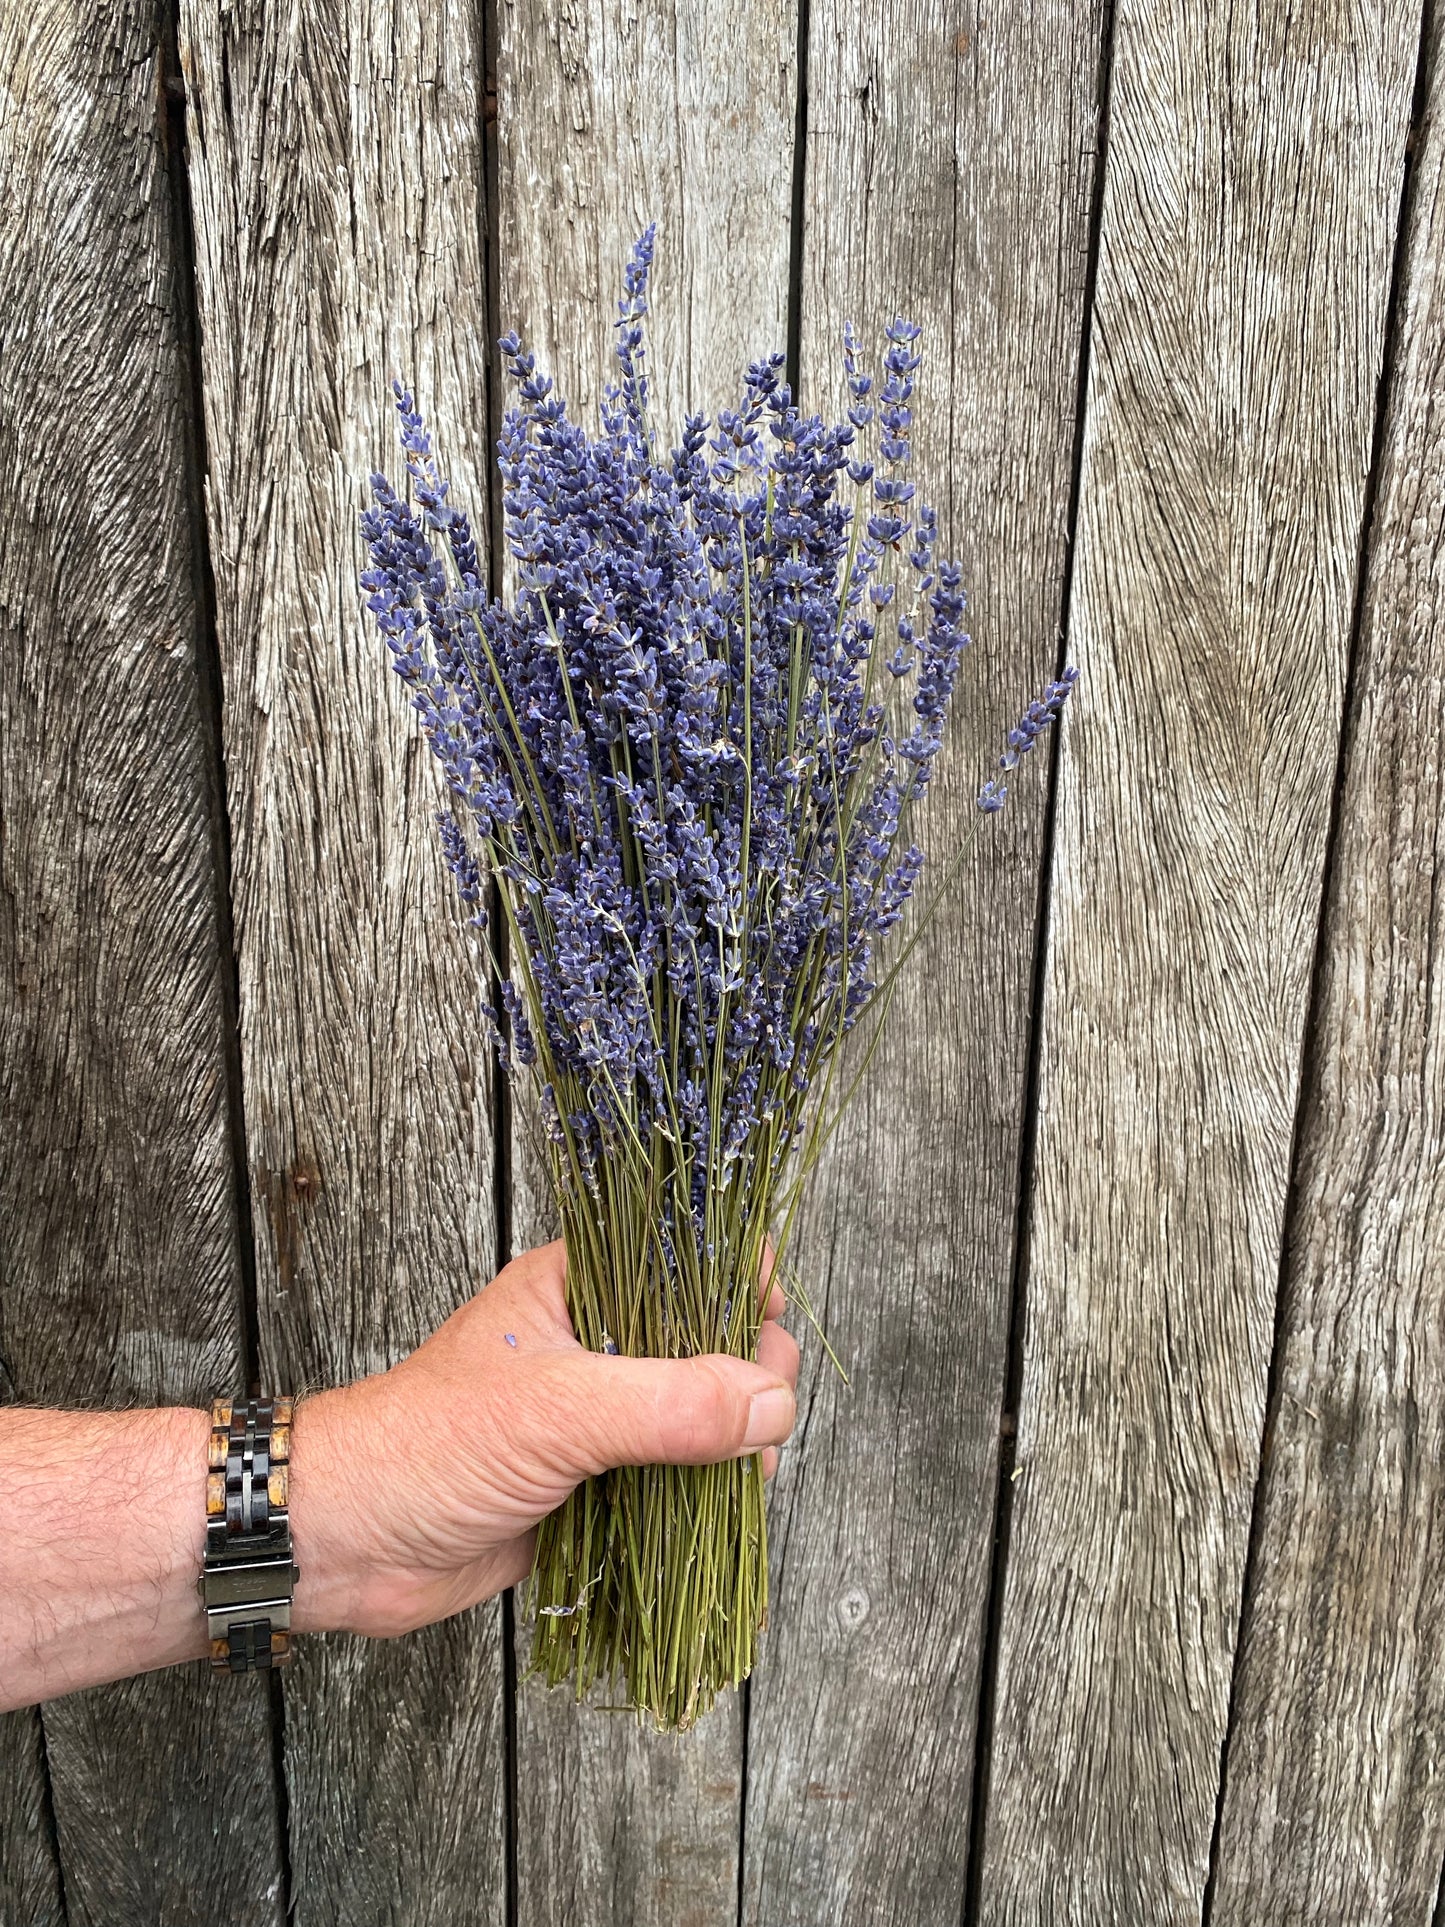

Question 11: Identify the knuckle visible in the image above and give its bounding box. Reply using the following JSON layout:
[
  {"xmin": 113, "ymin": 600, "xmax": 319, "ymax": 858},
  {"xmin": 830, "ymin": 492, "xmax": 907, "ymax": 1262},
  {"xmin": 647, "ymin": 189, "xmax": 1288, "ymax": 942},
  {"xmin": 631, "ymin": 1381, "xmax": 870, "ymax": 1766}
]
[{"xmin": 679, "ymin": 1360, "xmax": 749, "ymax": 1460}]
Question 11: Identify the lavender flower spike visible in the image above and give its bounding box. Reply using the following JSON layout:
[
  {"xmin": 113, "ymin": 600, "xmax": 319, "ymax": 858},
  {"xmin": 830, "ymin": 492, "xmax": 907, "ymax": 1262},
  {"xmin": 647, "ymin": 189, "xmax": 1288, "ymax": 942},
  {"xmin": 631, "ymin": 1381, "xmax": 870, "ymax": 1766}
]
[{"xmin": 977, "ymin": 665, "xmax": 1079, "ymax": 812}]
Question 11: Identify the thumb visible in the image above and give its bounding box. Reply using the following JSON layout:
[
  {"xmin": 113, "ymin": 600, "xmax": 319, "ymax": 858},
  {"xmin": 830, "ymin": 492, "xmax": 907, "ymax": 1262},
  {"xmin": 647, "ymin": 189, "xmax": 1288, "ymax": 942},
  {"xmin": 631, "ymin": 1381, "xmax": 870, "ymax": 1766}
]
[{"xmin": 561, "ymin": 1351, "xmax": 796, "ymax": 1477}]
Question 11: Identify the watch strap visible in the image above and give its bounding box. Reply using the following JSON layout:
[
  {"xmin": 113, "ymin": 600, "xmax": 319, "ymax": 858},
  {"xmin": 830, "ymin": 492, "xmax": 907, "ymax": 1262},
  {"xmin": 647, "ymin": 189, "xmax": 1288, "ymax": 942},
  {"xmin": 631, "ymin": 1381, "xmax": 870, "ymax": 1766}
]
[{"xmin": 203, "ymin": 1396, "xmax": 299, "ymax": 1673}]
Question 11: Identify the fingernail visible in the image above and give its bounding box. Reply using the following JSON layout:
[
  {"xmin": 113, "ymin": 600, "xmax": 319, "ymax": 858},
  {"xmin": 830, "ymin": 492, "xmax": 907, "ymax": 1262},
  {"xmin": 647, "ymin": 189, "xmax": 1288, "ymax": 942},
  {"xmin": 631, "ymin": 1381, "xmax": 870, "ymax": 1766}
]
[{"xmin": 745, "ymin": 1385, "xmax": 794, "ymax": 1450}]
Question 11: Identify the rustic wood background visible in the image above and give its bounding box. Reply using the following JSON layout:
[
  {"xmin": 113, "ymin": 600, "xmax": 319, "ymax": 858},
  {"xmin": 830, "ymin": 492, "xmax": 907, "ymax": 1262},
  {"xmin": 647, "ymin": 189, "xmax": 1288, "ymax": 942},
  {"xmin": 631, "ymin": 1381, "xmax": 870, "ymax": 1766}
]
[{"xmin": 2, "ymin": 0, "xmax": 1443, "ymax": 1921}]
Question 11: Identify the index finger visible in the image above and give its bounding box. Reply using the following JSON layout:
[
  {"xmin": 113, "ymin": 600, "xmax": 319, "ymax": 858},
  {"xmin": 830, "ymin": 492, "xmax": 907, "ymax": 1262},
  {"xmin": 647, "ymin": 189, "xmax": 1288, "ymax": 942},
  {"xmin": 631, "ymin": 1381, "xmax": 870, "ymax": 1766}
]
[{"xmin": 760, "ymin": 1238, "xmax": 786, "ymax": 1322}]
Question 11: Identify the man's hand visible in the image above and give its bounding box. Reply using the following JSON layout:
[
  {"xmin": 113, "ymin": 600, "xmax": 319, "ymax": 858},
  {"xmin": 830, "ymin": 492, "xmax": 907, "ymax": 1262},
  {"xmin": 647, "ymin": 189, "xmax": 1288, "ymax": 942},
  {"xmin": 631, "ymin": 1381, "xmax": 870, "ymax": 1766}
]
[
  {"xmin": 291, "ymin": 1240, "xmax": 800, "ymax": 1639},
  {"xmin": 0, "ymin": 1238, "xmax": 799, "ymax": 1708}
]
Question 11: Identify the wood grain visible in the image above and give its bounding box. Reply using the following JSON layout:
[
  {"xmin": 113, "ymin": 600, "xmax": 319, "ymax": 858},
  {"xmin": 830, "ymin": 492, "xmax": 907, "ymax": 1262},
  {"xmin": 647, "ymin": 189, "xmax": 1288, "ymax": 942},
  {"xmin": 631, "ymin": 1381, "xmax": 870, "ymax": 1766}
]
[
  {"xmin": 177, "ymin": 2, "xmax": 503, "ymax": 1918},
  {"xmin": 1208, "ymin": 22, "xmax": 1445, "ymax": 1923},
  {"xmin": 0, "ymin": 1713, "xmax": 63, "ymax": 1927},
  {"xmin": 7, "ymin": 0, "xmax": 1440, "ymax": 1916},
  {"xmin": 976, "ymin": 4, "xmax": 1421, "ymax": 1922},
  {"xmin": 498, "ymin": 0, "xmax": 798, "ymax": 437},
  {"xmin": 496, "ymin": 0, "xmax": 795, "ymax": 1918},
  {"xmin": 0, "ymin": 2, "xmax": 282, "ymax": 1921},
  {"xmin": 739, "ymin": 4, "xmax": 1105, "ymax": 1920}
]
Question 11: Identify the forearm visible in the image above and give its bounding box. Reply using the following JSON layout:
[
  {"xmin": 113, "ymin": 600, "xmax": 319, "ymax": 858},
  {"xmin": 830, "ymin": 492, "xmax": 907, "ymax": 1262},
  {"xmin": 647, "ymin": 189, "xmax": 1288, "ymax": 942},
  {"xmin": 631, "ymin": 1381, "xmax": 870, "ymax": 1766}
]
[
  {"xmin": 0, "ymin": 1406, "xmax": 211, "ymax": 1711},
  {"xmin": 0, "ymin": 1395, "xmax": 366, "ymax": 1712}
]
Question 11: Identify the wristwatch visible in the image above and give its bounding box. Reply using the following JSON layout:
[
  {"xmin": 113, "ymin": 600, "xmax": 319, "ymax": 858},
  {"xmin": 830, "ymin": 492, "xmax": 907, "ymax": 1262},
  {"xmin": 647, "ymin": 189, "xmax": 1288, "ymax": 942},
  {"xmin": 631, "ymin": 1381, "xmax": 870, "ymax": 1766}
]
[{"xmin": 202, "ymin": 1397, "xmax": 300, "ymax": 1673}]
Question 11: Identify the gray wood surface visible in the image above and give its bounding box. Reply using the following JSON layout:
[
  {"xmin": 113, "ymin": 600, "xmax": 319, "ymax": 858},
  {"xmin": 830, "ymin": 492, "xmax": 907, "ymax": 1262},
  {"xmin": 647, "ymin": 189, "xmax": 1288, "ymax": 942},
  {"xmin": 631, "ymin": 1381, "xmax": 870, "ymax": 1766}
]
[
  {"xmin": 176, "ymin": 2, "xmax": 503, "ymax": 1919},
  {"xmin": 496, "ymin": 2, "xmax": 797, "ymax": 1918},
  {"xmin": 0, "ymin": 3, "xmax": 282, "ymax": 1922},
  {"xmin": 0, "ymin": 1713, "xmax": 63, "ymax": 1927},
  {"xmin": 976, "ymin": 4, "xmax": 1423, "ymax": 1923},
  {"xmin": 740, "ymin": 4, "xmax": 1106, "ymax": 1921},
  {"xmin": 1208, "ymin": 23, "xmax": 1445, "ymax": 1923},
  {"xmin": 7, "ymin": 0, "xmax": 1445, "ymax": 1916}
]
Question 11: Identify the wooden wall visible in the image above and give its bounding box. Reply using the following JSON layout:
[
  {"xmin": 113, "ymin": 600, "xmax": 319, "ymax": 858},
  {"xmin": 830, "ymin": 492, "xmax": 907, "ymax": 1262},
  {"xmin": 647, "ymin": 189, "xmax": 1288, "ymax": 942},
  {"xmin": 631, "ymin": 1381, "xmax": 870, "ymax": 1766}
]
[{"xmin": 2, "ymin": 0, "xmax": 1442, "ymax": 1922}]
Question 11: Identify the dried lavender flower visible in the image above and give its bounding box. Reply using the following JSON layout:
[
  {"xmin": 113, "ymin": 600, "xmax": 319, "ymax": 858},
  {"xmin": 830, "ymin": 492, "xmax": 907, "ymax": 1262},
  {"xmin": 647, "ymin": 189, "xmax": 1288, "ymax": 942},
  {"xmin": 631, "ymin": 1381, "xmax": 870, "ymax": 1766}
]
[{"xmin": 977, "ymin": 666, "xmax": 1079, "ymax": 813}]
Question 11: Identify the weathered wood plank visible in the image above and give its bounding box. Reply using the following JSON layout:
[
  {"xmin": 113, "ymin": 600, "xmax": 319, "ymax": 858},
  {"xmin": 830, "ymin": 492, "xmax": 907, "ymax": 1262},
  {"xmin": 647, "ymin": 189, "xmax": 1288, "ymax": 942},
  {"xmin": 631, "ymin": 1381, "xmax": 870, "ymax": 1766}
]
[
  {"xmin": 0, "ymin": 4, "xmax": 282, "ymax": 1921},
  {"xmin": 977, "ymin": 5, "xmax": 1421, "ymax": 1922},
  {"xmin": 498, "ymin": 0, "xmax": 797, "ymax": 439},
  {"xmin": 1208, "ymin": 22, "xmax": 1445, "ymax": 1923},
  {"xmin": 177, "ymin": 3, "xmax": 503, "ymax": 1920},
  {"xmin": 739, "ymin": 5, "xmax": 1105, "ymax": 1920},
  {"xmin": 496, "ymin": 0, "xmax": 795, "ymax": 1917},
  {"xmin": 0, "ymin": 1713, "xmax": 63, "ymax": 1927}
]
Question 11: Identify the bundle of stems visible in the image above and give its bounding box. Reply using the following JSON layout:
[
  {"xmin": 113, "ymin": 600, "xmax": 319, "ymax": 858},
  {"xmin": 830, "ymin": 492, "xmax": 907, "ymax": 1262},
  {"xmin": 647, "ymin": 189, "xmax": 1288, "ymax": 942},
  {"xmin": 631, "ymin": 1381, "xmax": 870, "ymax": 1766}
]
[{"xmin": 361, "ymin": 229, "xmax": 1075, "ymax": 1727}]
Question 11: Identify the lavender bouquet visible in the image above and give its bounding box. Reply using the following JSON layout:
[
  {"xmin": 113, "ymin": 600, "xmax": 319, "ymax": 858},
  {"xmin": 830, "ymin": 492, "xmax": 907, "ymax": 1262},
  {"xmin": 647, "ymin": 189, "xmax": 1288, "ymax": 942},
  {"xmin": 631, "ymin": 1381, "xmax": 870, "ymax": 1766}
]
[{"xmin": 361, "ymin": 229, "xmax": 1075, "ymax": 1728}]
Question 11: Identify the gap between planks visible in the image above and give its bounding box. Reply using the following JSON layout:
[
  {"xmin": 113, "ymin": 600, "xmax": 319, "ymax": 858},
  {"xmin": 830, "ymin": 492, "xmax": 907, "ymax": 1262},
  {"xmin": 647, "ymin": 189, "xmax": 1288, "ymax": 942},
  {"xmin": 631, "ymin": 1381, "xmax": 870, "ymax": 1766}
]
[
  {"xmin": 159, "ymin": 0, "xmax": 291, "ymax": 1908},
  {"xmin": 479, "ymin": 0, "xmax": 521, "ymax": 1913},
  {"xmin": 736, "ymin": 1, "xmax": 813, "ymax": 1919},
  {"xmin": 959, "ymin": 4, "xmax": 1118, "ymax": 1920}
]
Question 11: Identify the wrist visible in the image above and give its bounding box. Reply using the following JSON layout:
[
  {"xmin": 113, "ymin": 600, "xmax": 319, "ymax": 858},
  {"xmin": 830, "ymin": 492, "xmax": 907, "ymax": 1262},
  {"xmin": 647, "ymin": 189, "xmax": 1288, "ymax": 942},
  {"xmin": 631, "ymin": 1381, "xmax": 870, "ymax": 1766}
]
[
  {"xmin": 288, "ymin": 1380, "xmax": 393, "ymax": 1637},
  {"xmin": 289, "ymin": 1370, "xmax": 466, "ymax": 1641}
]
